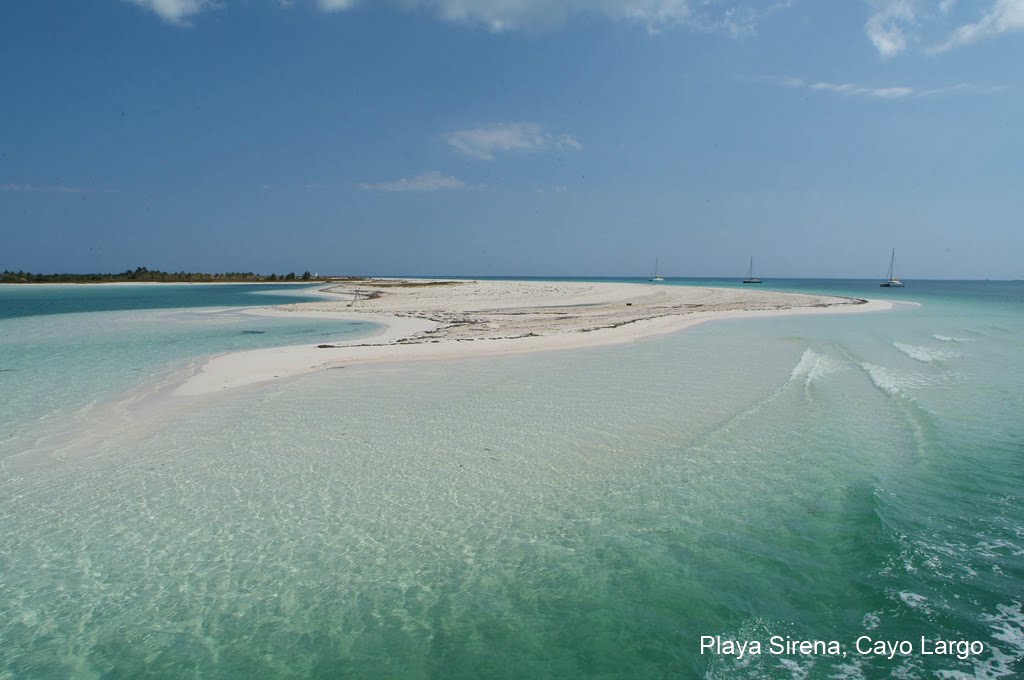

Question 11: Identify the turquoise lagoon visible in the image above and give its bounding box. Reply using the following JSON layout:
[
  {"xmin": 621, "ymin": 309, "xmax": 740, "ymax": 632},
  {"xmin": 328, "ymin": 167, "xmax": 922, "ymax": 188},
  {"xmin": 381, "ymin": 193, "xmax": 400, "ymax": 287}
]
[
  {"xmin": 0, "ymin": 280, "xmax": 1022, "ymax": 678},
  {"xmin": 0, "ymin": 284, "xmax": 377, "ymax": 465}
]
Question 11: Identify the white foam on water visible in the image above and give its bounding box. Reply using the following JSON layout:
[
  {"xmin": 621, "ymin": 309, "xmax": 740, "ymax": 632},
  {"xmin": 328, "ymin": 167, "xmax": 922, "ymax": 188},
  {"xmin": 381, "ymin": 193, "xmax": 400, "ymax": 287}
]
[
  {"xmin": 860, "ymin": 362, "xmax": 900, "ymax": 396},
  {"xmin": 788, "ymin": 348, "xmax": 847, "ymax": 387},
  {"xmin": 934, "ymin": 646, "xmax": 1019, "ymax": 680},
  {"xmin": 893, "ymin": 341, "xmax": 959, "ymax": 363},
  {"xmin": 983, "ymin": 602, "xmax": 1024, "ymax": 656},
  {"xmin": 933, "ymin": 334, "xmax": 970, "ymax": 343},
  {"xmin": 898, "ymin": 591, "xmax": 929, "ymax": 610},
  {"xmin": 830, "ymin": 657, "xmax": 867, "ymax": 680},
  {"xmin": 776, "ymin": 657, "xmax": 813, "ymax": 680},
  {"xmin": 860, "ymin": 362, "xmax": 934, "ymax": 397},
  {"xmin": 975, "ymin": 537, "xmax": 1024, "ymax": 559}
]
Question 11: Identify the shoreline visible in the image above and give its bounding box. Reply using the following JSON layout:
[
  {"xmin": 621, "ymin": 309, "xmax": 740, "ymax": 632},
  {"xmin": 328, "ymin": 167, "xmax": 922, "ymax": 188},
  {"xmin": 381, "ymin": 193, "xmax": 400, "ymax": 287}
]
[{"xmin": 171, "ymin": 279, "xmax": 900, "ymax": 397}]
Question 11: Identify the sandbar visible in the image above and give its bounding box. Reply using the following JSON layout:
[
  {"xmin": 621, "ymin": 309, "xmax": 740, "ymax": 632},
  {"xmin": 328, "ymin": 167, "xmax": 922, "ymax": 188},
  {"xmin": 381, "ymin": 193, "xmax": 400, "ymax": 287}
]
[{"xmin": 173, "ymin": 279, "xmax": 896, "ymax": 397}]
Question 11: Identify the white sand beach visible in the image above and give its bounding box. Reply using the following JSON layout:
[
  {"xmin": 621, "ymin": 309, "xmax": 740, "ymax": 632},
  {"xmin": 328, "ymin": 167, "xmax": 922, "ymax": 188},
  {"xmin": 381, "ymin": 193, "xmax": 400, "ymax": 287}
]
[{"xmin": 173, "ymin": 279, "xmax": 895, "ymax": 397}]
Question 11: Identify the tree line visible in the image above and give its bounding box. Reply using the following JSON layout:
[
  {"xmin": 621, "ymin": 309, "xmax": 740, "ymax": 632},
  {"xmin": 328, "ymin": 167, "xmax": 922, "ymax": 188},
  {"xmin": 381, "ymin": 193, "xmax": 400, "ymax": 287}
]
[{"xmin": 1, "ymin": 266, "xmax": 317, "ymax": 283}]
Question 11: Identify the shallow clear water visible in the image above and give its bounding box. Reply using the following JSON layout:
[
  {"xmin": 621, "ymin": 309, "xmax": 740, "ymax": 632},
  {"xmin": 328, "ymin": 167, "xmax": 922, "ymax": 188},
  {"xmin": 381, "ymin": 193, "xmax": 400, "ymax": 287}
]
[
  {"xmin": 0, "ymin": 284, "xmax": 377, "ymax": 464},
  {"xmin": 0, "ymin": 281, "xmax": 1021, "ymax": 678},
  {"xmin": 0, "ymin": 282, "xmax": 330, "ymax": 321}
]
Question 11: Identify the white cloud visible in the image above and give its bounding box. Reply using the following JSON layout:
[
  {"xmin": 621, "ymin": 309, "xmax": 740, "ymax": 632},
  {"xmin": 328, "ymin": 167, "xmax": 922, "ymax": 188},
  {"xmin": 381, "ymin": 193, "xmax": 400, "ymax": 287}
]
[
  {"xmin": 870, "ymin": 86, "xmax": 917, "ymax": 97},
  {"xmin": 125, "ymin": 0, "xmax": 213, "ymax": 25},
  {"xmin": 931, "ymin": 0, "xmax": 1024, "ymax": 51},
  {"xmin": 319, "ymin": 1, "xmax": 721, "ymax": 34},
  {"xmin": 865, "ymin": 0, "xmax": 917, "ymax": 57},
  {"xmin": 779, "ymin": 76, "xmax": 917, "ymax": 98},
  {"xmin": 0, "ymin": 183, "xmax": 86, "ymax": 193},
  {"xmin": 447, "ymin": 123, "xmax": 582, "ymax": 161},
  {"xmin": 775, "ymin": 76, "xmax": 988, "ymax": 99},
  {"xmin": 317, "ymin": 0, "xmax": 357, "ymax": 10},
  {"xmin": 133, "ymin": 0, "xmax": 788, "ymax": 35},
  {"xmin": 863, "ymin": 0, "xmax": 1024, "ymax": 55},
  {"xmin": 357, "ymin": 171, "xmax": 468, "ymax": 192}
]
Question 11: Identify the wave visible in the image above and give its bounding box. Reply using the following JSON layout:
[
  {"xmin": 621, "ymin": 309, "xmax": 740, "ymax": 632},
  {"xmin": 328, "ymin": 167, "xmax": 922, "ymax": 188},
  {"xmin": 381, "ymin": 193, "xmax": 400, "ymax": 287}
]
[
  {"xmin": 933, "ymin": 334, "xmax": 970, "ymax": 343},
  {"xmin": 898, "ymin": 590, "xmax": 930, "ymax": 611},
  {"xmin": 934, "ymin": 602, "xmax": 1024, "ymax": 679},
  {"xmin": 859, "ymin": 362, "xmax": 935, "ymax": 397},
  {"xmin": 893, "ymin": 341, "xmax": 959, "ymax": 363},
  {"xmin": 788, "ymin": 348, "xmax": 847, "ymax": 387},
  {"xmin": 980, "ymin": 601, "xmax": 1024, "ymax": 680},
  {"xmin": 984, "ymin": 601, "xmax": 1024, "ymax": 656}
]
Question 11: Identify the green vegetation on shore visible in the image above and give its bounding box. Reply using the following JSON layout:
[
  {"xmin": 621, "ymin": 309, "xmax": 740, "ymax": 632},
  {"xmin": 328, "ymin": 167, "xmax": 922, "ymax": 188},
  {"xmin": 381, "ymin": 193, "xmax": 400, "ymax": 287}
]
[{"xmin": 0, "ymin": 266, "xmax": 329, "ymax": 284}]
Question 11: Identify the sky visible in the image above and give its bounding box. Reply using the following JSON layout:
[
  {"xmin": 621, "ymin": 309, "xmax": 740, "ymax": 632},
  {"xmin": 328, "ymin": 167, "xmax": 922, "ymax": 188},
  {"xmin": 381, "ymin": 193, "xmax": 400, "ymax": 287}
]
[{"xmin": 1, "ymin": 0, "xmax": 1022, "ymax": 279}]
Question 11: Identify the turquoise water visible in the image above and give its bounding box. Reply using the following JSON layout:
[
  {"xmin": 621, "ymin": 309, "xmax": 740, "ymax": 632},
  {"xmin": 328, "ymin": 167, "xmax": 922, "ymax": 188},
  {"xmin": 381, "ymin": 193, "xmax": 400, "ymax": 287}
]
[
  {"xmin": 0, "ymin": 281, "xmax": 1021, "ymax": 678},
  {"xmin": 0, "ymin": 282, "xmax": 332, "ymax": 320},
  {"xmin": 0, "ymin": 284, "xmax": 377, "ymax": 465}
]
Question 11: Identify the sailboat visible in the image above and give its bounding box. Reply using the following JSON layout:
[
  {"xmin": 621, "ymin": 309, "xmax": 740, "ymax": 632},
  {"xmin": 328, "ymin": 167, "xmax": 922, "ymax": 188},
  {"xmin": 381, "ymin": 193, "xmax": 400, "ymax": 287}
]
[
  {"xmin": 880, "ymin": 248, "xmax": 905, "ymax": 288},
  {"xmin": 649, "ymin": 258, "xmax": 664, "ymax": 282},
  {"xmin": 742, "ymin": 257, "xmax": 762, "ymax": 284}
]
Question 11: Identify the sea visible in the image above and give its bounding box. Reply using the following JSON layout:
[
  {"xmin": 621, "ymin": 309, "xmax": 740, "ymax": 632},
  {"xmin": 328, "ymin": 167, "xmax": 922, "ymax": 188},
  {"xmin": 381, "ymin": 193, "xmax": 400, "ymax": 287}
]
[{"xmin": 0, "ymin": 279, "xmax": 1021, "ymax": 679}]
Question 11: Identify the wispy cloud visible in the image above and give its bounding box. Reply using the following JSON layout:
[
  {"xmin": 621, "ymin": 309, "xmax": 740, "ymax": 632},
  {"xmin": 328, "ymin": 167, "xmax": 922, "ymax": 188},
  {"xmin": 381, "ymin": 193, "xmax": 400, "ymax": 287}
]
[
  {"xmin": 129, "ymin": 0, "xmax": 790, "ymax": 35},
  {"xmin": 447, "ymin": 123, "xmax": 582, "ymax": 161},
  {"xmin": 317, "ymin": 0, "xmax": 357, "ymax": 10},
  {"xmin": 806, "ymin": 79, "xmax": 915, "ymax": 98},
  {"xmin": 357, "ymin": 171, "xmax": 468, "ymax": 192},
  {"xmin": 317, "ymin": 1, "xmax": 756, "ymax": 35},
  {"xmin": 0, "ymin": 183, "xmax": 87, "ymax": 194},
  {"xmin": 863, "ymin": 0, "xmax": 1024, "ymax": 56},
  {"xmin": 930, "ymin": 0, "xmax": 1024, "ymax": 52},
  {"xmin": 125, "ymin": 0, "xmax": 213, "ymax": 25},
  {"xmin": 772, "ymin": 76, "xmax": 1000, "ymax": 99}
]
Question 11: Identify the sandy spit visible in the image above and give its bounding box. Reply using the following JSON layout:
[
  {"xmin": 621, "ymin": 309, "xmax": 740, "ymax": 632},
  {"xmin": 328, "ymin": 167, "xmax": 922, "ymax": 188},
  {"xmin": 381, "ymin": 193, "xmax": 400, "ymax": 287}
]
[{"xmin": 173, "ymin": 279, "xmax": 895, "ymax": 397}]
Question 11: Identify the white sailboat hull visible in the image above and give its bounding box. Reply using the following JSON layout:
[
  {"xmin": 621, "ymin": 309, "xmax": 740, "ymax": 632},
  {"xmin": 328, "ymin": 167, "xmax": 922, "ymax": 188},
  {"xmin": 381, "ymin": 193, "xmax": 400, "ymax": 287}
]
[
  {"xmin": 649, "ymin": 258, "xmax": 663, "ymax": 282},
  {"xmin": 880, "ymin": 249, "xmax": 905, "ymax": 287},
  {"xmin": 742, "ymin": 257, "xmax": 761, "ymax": 283}
]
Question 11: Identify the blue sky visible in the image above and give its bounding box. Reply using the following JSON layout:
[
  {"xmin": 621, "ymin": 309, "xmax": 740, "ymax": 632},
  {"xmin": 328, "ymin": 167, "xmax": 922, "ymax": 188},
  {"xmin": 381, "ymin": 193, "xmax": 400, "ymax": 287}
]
[{"xmin": 1, "ymin": 1, "xmax": 1021, "ymax": 278}]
